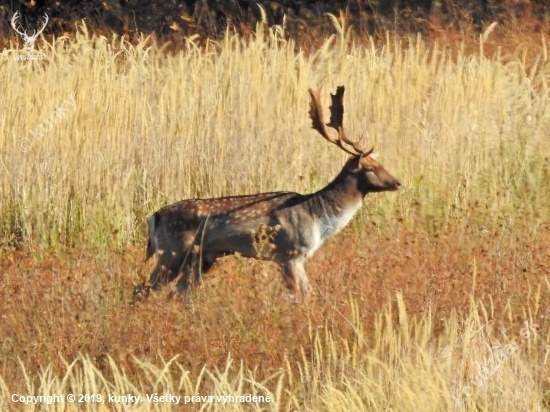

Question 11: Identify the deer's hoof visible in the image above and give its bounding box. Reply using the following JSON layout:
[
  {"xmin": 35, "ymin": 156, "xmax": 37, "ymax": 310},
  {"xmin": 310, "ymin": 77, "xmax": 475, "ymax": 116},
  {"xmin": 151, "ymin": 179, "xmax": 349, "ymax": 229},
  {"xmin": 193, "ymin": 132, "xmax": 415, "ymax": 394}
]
[{"xmin": 282, "ymin": 292, "xmax": 301, "ymax": 304}]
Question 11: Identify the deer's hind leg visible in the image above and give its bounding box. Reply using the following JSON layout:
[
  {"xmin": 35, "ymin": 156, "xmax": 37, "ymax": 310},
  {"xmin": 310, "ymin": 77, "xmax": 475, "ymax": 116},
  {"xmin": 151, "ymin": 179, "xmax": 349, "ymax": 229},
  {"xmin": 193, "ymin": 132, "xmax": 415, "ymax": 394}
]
[
  {"xmin": 149, "ymin": 230, "xmax": 197, "ymax": 289},
  {"xmin": 149, "ymin": 249, "xmax": 186, "ymax": 289},
  {"xmin": 175, "ymin": 248, "xmax": 218, "ymax": 294}
]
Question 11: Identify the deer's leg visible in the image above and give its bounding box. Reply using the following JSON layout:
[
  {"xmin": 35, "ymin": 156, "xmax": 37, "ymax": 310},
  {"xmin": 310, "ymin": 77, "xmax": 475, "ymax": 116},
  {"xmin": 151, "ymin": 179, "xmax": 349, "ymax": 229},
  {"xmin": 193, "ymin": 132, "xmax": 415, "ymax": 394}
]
[
  {"xmin": 151, "ymin": 230, "xmax": 199, "ymax": 290},
  {"xmin": 149, "ymin": 250, "xmax": 185, "ymax": 289},
  {"xmin": 149, "ymin": 264, "xmax": 162, "ymax": 289},
  {"xmin": 175, "ymin": 250, "xmax": 217, "ymax": 294},
  {"xmin": 175, "ymin": 261, "xmax": 193, "ymax": 294},
  {"xmin": 282, "ymin": 258, "xmax": 311, "ymax": 297}
]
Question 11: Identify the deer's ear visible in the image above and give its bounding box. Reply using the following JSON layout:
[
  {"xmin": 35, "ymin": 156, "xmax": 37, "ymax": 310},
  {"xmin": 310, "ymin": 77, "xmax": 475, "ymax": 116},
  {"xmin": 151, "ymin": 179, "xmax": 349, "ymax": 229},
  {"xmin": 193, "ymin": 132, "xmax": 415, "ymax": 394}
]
[
  {"xmin": 345, "ymin": 156, "xmax": 361, "ymax": 173},
  {"xmin": 369, "ymin": 151, "xmax": 379, "ymax": 160}
]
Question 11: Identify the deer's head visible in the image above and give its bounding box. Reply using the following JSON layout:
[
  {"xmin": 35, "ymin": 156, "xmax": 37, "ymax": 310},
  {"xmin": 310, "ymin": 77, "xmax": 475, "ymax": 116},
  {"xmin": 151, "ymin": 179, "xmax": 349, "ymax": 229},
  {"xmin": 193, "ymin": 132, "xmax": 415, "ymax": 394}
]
[{"xmin": 343, "ymin": 153, "xmax": 401, "ymax": 193}]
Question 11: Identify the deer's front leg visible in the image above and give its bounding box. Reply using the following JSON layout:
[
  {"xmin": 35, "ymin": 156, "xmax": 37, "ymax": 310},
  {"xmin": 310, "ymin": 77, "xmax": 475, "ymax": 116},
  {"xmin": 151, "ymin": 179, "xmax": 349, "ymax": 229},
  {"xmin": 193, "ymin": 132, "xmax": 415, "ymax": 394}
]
[{"xmin": 282, "ymin": 258, "xmax": 312, "ymax": 298}]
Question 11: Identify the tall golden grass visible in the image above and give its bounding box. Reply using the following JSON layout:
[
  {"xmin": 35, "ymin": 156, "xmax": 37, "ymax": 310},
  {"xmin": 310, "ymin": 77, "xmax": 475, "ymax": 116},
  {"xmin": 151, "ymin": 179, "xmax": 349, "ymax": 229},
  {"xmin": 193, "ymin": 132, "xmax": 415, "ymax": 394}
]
[
  {"xmin": 2, "ymin": 24, "xmax": 549, "ymax": 249},
  {"xmin": 1, "ymin": 22, "xmax": 550, "ymax": 411}
]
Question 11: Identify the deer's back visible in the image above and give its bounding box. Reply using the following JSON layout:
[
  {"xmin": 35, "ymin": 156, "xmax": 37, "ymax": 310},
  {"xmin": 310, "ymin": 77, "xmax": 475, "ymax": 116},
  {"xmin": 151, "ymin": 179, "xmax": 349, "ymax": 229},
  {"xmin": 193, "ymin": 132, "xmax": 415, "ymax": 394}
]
[
  {"xmin": 157, "ymin": 191, "xmax": 298, "ymax": 226},
  {"xmin": 151, "ymin": 191, "xmax": 325, "ymax": 261}
]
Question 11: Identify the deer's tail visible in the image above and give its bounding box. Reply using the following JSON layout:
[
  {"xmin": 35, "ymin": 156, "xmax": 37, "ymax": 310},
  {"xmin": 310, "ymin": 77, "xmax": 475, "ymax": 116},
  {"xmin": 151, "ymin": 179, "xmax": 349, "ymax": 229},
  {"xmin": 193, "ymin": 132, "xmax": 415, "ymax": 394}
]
[{"xmin": 146, "ymin": 213, "xmax": 160, "ymax": 261}]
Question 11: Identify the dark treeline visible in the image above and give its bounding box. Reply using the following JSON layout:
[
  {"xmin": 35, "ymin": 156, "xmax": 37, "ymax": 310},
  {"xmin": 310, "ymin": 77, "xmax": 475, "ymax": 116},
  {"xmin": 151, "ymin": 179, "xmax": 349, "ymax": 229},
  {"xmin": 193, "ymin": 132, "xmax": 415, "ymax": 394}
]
[{"xmin": 0, "ymin": 0, "xmax": 548, "ymax": 46}]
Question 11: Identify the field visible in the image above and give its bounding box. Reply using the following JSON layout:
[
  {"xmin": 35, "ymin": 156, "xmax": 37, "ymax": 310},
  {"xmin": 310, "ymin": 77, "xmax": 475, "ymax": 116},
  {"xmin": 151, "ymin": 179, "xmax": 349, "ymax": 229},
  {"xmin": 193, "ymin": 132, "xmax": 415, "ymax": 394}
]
[{"xmin": 1, "ymin": 20, "xmax": 550, "ymax": 411}]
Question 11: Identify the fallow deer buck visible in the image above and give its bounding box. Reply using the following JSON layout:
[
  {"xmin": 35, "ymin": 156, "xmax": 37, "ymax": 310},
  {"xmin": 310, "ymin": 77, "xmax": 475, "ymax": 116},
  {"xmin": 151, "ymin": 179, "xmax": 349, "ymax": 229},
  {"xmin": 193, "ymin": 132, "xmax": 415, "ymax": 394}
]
[{"xmin": 146, "ymin": 86, "xmax": 401, "ymax": 298}]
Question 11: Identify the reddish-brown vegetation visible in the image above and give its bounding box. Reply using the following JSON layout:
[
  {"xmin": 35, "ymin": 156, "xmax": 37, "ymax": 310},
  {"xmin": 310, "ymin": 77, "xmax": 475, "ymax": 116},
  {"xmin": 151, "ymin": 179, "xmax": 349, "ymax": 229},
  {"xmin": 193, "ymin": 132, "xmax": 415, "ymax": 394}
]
[{"xmin": 2, "ymin": 220, "xmax": 548, "ymax": 386}]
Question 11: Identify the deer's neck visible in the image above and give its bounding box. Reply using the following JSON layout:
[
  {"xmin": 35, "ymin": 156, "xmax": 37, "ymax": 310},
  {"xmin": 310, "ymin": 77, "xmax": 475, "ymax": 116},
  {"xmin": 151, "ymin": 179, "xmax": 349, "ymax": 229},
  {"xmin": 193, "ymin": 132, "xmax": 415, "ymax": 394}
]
[{"xmin": 307, "ymin": 169, "xmax": 364, "ymax": 240}]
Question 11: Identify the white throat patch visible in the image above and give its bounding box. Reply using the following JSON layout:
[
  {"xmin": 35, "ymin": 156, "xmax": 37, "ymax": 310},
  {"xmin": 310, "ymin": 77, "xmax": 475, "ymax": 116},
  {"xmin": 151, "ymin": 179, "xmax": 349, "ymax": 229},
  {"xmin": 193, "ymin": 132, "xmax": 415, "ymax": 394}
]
[{"xmin": 319, "ymin": 199, "xmax": 363, "ymax": 241}]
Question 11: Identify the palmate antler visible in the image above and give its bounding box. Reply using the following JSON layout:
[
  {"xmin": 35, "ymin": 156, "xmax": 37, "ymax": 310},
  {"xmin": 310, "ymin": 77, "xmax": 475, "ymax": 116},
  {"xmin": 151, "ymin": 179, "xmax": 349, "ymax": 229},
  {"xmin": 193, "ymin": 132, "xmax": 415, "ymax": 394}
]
[{"xmin": 308, "ymin": 86, "xmax": 373, "ymax": 157}]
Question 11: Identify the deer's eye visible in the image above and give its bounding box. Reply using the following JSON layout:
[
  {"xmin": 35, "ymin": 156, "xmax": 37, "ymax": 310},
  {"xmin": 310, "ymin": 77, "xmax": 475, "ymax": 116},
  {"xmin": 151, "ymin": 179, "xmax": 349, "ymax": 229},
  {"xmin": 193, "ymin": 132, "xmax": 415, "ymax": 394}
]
[{"xmin": 364, "ymin": 167, "xmax": 374, "ymax": 172}]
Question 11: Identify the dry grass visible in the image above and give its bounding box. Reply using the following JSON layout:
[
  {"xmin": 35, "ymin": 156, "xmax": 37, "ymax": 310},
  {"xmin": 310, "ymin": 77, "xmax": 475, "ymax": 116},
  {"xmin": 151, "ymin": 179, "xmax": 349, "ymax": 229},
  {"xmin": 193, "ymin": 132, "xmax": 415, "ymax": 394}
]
[
  {"xmin": 1, "ymin": 23, "xmax": 550, "ymax": 411},
  {"xmin": 1, "ymin": 270, "xmax": 550, "ymax": 411}
]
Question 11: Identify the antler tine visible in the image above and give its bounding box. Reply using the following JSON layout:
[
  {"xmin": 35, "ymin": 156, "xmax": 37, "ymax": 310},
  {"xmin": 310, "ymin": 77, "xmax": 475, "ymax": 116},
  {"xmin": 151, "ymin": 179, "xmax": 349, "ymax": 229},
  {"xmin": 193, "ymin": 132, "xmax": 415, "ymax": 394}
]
[
  {"xmin": 357, "ymin": 131, "xmax": 374, "ymax": 157},
  {"xmin": 11, "ymin": 11, "xmax": 27, "ymax": 37},
  {"xmin": 308, "ymin": 87, "xmax": 357, "ymax": 157},
  {"xmin": 326, "ymin": 86, "xmax": 372, "ymax": 156},
  {"xmin": 37, "ymin": 14, "xmax": 49, "ymax": 35},
  {"xmin": 28, "ymin": 14, "xmax": 48, "ymax": 41}
]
